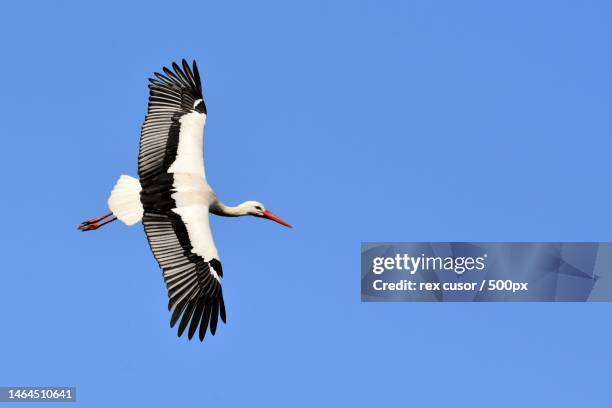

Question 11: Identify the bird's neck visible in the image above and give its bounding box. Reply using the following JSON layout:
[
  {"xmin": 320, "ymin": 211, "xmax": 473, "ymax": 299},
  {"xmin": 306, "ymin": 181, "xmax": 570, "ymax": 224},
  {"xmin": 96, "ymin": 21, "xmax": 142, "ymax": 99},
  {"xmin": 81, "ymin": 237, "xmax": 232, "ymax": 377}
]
[{"xmin": 210, "ymin": 201, "xmax": 248, "ymax": 217}]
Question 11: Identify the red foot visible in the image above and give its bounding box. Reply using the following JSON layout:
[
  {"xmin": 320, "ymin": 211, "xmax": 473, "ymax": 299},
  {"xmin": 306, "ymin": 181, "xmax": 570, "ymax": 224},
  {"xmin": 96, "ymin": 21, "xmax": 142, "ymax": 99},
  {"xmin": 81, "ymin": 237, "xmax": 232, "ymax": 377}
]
[{"xmin": 79, "ymin": 223, "xmax": 101, "ymax": 231}]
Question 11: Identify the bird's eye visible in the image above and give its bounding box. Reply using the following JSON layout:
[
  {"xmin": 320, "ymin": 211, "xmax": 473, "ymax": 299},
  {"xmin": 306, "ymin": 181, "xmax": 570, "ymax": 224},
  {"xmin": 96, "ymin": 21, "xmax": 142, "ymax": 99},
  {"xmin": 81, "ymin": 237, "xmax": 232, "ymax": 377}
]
[{"xmin": 255, "ymin": 206, "xmax": 262, "ymax": 210}]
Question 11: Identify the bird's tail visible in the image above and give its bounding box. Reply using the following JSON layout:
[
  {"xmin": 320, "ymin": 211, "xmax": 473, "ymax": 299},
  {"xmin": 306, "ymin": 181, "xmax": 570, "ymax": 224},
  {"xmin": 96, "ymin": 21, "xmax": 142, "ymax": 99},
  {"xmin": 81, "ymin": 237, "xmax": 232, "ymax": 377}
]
[{"xmin": 107, "ymin": 175, "xmax": 143, "ymax": 226}]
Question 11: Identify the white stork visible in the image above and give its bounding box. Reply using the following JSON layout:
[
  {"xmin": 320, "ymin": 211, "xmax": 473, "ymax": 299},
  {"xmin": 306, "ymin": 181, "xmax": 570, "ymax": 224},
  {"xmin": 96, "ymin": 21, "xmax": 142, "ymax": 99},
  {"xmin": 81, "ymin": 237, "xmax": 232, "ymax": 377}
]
[{"xmin": 79, "ymin": 59, "xmax": 291, "ymax": 342}]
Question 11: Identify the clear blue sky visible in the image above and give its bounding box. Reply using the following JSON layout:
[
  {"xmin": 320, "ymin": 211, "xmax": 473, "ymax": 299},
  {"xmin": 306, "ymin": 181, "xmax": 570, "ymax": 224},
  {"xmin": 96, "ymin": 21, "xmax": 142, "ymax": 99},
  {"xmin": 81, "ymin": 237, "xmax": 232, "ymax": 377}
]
[{"xmin": 1, "ymin": 1, "xmax": 611, "ymax": 406}]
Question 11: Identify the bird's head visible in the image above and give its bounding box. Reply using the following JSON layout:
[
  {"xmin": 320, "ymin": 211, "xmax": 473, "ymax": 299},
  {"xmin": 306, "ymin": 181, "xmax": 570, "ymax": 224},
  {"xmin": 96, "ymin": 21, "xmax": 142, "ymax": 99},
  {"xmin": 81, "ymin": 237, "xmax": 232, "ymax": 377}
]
[{"xmin": 241, "ymin": 201, "xmax": 292, "ymax": 228}]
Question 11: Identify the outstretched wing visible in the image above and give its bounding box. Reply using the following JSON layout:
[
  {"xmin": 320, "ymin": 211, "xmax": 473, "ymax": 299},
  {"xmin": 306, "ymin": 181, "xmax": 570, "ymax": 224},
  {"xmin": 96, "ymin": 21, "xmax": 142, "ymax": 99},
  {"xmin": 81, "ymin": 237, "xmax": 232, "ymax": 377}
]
[
  {"xmin": 138, "ymin": 60, "xmax": 225, "ymax": 341},
  {"xmin": 138, "ymin": 59, "xmax": 207, "ymax": 187},
  {"xmin": 143, "ymin": 211, "xmax": 226, "ymax": 341}
]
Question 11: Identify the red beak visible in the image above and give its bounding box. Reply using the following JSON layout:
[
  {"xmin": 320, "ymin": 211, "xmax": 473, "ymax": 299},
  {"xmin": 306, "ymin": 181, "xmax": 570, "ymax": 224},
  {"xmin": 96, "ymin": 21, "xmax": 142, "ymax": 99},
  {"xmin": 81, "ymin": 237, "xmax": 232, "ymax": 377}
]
[{"xmin": 262, "ymin": 210, "xmax": 292, "ymax": 228}]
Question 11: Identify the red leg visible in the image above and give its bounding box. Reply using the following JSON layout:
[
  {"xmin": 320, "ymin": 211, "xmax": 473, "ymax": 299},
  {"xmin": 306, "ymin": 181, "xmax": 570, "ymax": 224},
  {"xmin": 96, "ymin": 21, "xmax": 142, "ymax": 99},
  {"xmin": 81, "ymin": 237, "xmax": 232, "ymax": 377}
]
[
  {"xmin": 79, "ymin": 214, "xmax": 117, "ymax": 231},
  {"xmin": 80, "ymin": 212, "xmax": 113, "ymax": 226}
]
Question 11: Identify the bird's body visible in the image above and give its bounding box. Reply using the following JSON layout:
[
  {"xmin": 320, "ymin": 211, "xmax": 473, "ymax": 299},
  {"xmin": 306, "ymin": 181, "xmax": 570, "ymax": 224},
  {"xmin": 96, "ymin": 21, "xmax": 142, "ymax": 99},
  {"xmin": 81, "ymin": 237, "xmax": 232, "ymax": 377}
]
[{"xmin": 80, "ymin": 60, "xmax": 291, "ymax": 342}]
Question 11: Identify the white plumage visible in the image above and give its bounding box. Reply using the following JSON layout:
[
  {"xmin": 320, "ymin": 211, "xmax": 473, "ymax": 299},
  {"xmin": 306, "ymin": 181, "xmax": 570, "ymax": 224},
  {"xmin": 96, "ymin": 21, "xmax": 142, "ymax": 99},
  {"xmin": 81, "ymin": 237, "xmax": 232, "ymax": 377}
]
[{"xmin": 107, "ymin": 175, "xmax": 143, "ymax": 226}]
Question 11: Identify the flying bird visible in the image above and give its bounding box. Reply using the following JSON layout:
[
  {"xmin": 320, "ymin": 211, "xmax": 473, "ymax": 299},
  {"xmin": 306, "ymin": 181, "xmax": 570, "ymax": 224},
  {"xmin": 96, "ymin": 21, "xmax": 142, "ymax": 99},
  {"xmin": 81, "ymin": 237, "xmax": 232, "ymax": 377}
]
[{"xmin": 79, "ymin": 59, "xmax": 291, "ymax": 342}]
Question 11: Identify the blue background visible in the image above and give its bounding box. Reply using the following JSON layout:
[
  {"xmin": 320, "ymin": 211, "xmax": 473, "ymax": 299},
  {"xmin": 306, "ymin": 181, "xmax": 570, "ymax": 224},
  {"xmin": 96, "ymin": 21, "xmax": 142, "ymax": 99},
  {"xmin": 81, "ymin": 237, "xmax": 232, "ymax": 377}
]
[{"xmin": 1, "ymin": 1, "xmax": 611, "ymax": 406}]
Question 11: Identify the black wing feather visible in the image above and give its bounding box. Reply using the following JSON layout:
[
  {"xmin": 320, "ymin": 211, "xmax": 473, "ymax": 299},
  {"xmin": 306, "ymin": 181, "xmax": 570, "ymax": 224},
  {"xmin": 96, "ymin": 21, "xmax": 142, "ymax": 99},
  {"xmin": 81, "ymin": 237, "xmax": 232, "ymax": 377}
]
[
  {"xmin": 199, "ymin": 303, "xmax": 212, "ymax": 341},
  {"xmin": 188, "ymin": 298, "xmax": 206, "ymax": 340}
]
